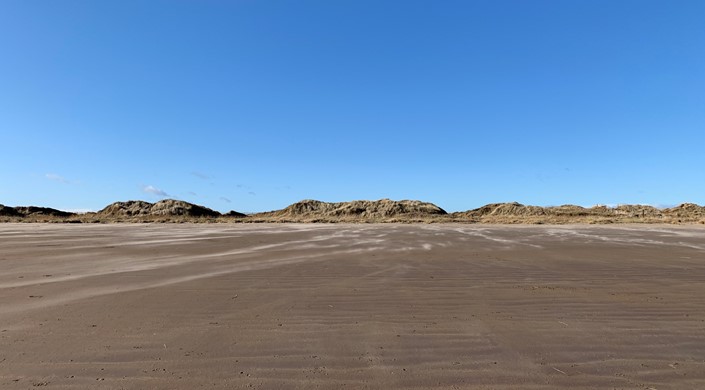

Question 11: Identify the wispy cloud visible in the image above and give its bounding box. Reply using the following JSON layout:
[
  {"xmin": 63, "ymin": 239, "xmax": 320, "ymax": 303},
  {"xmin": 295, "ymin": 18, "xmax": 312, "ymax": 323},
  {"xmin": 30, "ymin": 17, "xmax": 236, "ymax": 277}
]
[
  {"xmin": 220, "ymin": 196, "xmax": 232, "ymax": 203},
  {"xmin": 191, "ymin": 171, "xmax": 210, "ymax": 180},
  {"xmin": 142, "ymin": 185, "xmax": 169, "ymax": 198},
  {"xmin": 64, "ymin": 208, "xmax": 94, "ymax": 214},
  {"xmin": 651, "ymin": 203, "xmax": 677, "ymax": 209},
  {"xmin": 187, "ymin": 191, "xmax": 197, "ymax": 196},
  {"xmin": 45, "ymin": 173, "xmax": 70, "ymax": 184},
  {"xmin": 248, "ymin": 191, "xmax": 256, "ymax": 196}
]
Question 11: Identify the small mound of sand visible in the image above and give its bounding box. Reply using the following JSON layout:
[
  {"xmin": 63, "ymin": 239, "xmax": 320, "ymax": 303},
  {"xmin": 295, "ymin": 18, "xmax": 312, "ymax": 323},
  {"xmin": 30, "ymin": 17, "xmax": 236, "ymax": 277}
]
[
  {"xmin": 254, "ymin": 199, "xmax": 447, "ymax": 221},
  {"xmin": 663, "ymin": 203, "xmax": 705, "ymax": 218},
  {"xmin": 0, "ymin": 204, "xmax": 21, "ymax": 217},
  {"xmin": 98, "ymin": 199, "xmax": 220, "ymax": 218},
  {"xmin": 613, "ymin": 204, "xmax": 663, "ymax": 218},
  {"xmin": 98, "ymin": 201, "xmax": 154, "ymax": 217},
  {"xmin": 463, "ymin": 202, "xmax": 548, "ymax": 217},
  {"xmin": 0, "ymin": 205, "xmax": 74, "ymax": 218},
  {"xmin": 448, "ymin": 202, "xmax": 701, "ymax": 223}
]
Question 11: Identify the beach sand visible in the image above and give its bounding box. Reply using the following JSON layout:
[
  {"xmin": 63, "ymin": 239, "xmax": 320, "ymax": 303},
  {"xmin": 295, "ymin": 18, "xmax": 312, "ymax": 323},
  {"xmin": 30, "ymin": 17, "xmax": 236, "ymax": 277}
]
[{"xmin": 1, "ymin": 223, "xmax": 704, "ymax": 389}]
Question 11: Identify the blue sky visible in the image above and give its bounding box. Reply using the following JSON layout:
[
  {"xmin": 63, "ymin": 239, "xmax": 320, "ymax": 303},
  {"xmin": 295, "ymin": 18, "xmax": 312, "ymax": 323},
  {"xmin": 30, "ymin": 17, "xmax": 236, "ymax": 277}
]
[{"xmin": 1, "ymin": 0, "xmax": 704, "ymax": 213}]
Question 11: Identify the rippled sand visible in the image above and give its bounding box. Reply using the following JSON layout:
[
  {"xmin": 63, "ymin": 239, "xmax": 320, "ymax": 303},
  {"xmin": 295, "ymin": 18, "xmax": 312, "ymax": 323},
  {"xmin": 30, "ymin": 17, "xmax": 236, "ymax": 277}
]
[{"xmin": 1, "ymin": 224, "xmax": 704, "ymax": 389}]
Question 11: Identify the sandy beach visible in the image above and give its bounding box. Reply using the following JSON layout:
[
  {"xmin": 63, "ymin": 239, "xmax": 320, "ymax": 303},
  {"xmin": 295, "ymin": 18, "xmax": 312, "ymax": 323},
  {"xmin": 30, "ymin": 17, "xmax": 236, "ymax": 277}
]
[{"xmin": 1, "ymin": 223, "xmax": 704, "ymax": 389}]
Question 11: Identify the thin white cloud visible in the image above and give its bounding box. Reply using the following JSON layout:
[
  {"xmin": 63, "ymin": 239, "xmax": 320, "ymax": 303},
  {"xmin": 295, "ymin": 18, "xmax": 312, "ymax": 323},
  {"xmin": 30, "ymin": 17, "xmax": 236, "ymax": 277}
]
[
  {"xmin": 64, "ymin": 208, "xmax": 94, "ymax": 214},
  {"xmin": 142, "ymin": 185, "xmax": 169, "ymax": 198},
  {"xmin": 45, "ymin": 173, "xmax": 70, "ymax": 184},
  {"xmin": 191, "ymin": 172, "xmax": 210, "ymax": 180},
  {"xmin": 651, "ymin": 203, "xmax": 676, "ymax": 209},
  {"xmin": 248, "ymin": 191, "xmax": 256, "ymax": 196}
]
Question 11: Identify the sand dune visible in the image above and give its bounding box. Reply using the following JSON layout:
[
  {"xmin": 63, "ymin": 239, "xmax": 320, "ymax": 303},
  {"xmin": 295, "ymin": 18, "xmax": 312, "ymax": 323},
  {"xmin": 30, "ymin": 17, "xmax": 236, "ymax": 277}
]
[
  {"xmin": 251, "ymin": 199, "xmax": 447, "ymax": 221},
  {"xmin": 2, "ymin": 199, "xmax": 705, "ymax": 223}
]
